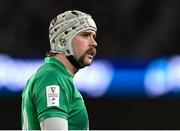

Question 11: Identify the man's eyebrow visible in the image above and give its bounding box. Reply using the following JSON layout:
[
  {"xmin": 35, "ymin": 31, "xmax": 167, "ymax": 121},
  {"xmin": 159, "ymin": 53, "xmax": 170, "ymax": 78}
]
[{"xmin": 81, "ymin": 31, "xmax": 96, "ymax": 36}]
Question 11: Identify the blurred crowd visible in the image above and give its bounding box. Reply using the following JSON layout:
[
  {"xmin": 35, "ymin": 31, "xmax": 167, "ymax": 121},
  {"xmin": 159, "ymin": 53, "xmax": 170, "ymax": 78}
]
[{"xmin": 0, "ymin": 0, "xmax": 180, "ymax": 58}]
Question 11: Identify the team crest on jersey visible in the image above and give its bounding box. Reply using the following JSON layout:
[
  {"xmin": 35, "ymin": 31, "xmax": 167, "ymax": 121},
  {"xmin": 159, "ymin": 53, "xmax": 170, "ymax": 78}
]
[
  {"xmin": 51, "ymin": 87, "xmax": 56, "ymax": 93},
  {"xmin": 46, "ymin": 85, "xmax": 60, "ymax": 107}
]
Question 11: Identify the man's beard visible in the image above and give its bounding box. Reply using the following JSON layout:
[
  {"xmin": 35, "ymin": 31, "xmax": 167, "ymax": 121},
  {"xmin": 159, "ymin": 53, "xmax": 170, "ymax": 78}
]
[{"xmin": 77, "ymin": 47, "xmax": 97, "ymax": 67}]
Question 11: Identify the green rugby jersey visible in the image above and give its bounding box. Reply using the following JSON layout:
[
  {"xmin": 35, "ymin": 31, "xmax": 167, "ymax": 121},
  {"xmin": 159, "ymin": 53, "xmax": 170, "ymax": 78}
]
[{"xmin": 21, "ymin": 57, "xmax": 89, "ymax": 130}]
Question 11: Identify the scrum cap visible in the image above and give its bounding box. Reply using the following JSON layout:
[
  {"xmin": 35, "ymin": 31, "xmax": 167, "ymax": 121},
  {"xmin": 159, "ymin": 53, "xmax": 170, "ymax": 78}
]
[{"xmin": 49, "ymin": 10, "xmax": 97, "ymax": 56}]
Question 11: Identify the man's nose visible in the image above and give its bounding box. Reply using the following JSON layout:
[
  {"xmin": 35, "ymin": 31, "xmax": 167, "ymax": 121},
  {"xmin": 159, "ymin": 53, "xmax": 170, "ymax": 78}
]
[{"xmin": 90, "ymin": 38, "xmax": 97, "ymax": 47}]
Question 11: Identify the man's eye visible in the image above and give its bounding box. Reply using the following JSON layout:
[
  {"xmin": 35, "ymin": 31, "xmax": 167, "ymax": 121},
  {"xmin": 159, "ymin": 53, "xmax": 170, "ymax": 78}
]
[
  {"xmin": 80, "ymin": 32, "xmax": 96, "ymax": 38},
  {"xmin": 81, "ymin": 33, "xmax": 89, "ymax": 37},
  {"xmin": 93, "ymin": 35, "xmax": 96, "ymax": 39}
]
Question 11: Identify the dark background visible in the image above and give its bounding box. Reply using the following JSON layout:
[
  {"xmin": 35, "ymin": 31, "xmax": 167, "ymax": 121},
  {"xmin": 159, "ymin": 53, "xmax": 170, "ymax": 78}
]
[
  {"xmin": 1, "ymin": 97, "xmax": 180, "ymax": 129},
  {"xmin": 0, "ymin": 0, "xmax": 180, "ymax": 129}
]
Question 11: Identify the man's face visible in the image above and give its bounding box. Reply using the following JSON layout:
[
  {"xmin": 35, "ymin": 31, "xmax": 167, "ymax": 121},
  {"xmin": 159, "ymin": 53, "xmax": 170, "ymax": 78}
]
[{"xmin": 72, "ymin": 29, "xmax": 97, "ymax": 67}]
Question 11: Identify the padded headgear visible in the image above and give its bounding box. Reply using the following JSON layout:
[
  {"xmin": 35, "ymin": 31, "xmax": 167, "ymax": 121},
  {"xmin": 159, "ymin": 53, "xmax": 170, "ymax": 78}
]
[{"xmin": 49, "ymin": 10, "xmax": 97, "ymax": 56}]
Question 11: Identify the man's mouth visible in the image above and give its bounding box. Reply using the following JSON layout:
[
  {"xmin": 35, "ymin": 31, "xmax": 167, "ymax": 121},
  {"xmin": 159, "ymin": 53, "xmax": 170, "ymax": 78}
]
[{"xmin": 86, "ymin": 47, "xmax": 96, "ymax": 58}]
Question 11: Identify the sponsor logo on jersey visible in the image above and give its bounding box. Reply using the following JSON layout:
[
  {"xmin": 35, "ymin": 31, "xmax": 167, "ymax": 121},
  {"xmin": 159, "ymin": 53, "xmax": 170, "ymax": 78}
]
[{"xmin": 46, "ymin": 85, "xmax": 60, "ymax": 107}]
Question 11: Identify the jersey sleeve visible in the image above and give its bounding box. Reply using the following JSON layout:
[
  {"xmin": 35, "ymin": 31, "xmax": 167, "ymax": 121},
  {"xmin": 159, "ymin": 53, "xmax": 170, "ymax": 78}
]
[{"xmin": 32, "ymin": 70, "xmax": 71, "ymax": 123}]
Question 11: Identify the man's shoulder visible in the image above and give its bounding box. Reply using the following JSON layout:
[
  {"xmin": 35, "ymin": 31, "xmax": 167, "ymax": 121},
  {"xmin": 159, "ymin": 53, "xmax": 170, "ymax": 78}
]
[
  {"xmin": 31, "ymin": 64, "xmax": 63, "ymax": 90},
  {"xmin": 37, "ymin": 62, "xmax": 64, "ymax": 76}
]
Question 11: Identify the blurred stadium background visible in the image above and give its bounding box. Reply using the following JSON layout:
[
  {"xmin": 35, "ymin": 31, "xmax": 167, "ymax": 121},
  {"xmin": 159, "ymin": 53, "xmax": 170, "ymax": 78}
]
[{"xmin": 1, "ymin": 0, "xmax": 180, "ymax": 129}]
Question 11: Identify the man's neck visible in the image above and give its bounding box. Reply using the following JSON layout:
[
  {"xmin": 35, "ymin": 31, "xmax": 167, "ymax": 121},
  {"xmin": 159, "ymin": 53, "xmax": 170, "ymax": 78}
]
[{"xmin": 54, "ymin": 53, "xmax": 78, "ymax": 75}]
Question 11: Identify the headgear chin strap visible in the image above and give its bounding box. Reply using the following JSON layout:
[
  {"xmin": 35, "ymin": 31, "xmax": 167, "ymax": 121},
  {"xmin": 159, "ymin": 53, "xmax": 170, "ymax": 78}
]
[{"xmin": 49, "ymin": 10, "xmax": 97, "ymax": 69}]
